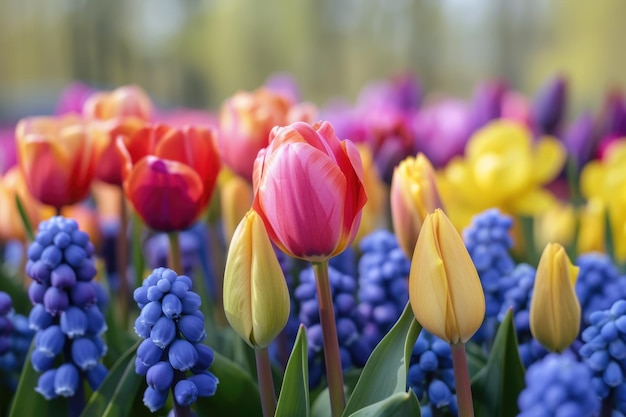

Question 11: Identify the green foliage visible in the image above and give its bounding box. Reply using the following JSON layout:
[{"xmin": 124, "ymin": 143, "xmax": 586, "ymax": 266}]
[
  {"xmin": 346, "ymin": 391, "xmax": 421, "ymax": 417},
  {"xmin": 14, "ymin": 194, "xmax": 34, "ymax": 242},
  {"xmin": 275, "ymin": 325, "xmax": 309, "ymax": 417}
]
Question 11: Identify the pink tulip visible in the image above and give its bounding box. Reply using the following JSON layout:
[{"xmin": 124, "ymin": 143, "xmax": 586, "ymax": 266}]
[{"xmin": 252, "ymin": 121, "xmax": 367, "ymax": 261}]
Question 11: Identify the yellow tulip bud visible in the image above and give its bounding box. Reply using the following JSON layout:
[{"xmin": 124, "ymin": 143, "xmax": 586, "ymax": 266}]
[
  {"xmin": 530, "ymin": 243, "xmax": 580, "ymax": 352},
  {"xmin": 390, "ymin": 153, "xmax": 443, "ymax": 259},
  {"xmin": 223, "ymin": 209, "xmax": 290, "ymax": 349},
  {"xmin": 409, "ymin": 209, "xmax": 485, "ymax": 344}
]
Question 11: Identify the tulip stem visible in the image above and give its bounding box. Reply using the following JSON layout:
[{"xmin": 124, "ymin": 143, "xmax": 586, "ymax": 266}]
[
  {"xmin": 313, "ymin": 260, "xmax": 345, "ymax": 417},
  {"xmin": 451, "ymin": 343, "xmax": 474, "ymax": 417},
  {"xmin": 255, "ymin": 347, "xmax": 277, "ymax": 417},
  {"xmin": 168, "ymin": 232, "xmax": 182, "ymax": 273},
  {"xmin": 117, "ymin": 188, "xmax": 129, "ymax": 328}
]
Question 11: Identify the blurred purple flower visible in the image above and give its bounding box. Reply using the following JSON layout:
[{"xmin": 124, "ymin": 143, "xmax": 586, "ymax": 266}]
[
  {"xmin": 532, "ymin": 74, "xmax": 568, "ymax": 135},
  {"xmin": 263, "ymin": 72, "xmax": 301, "ymax": 104},
  {"xmin": 468, "ymin": 80, "xmax": 507, "ymax": 132},
  {"xmin": 54, "ymin": 82, "xmax": 96, "ymax": 116},
  {"xmin": 0, "ymin": 125, "xmax": 17, "ymax": 174},
  {"xmin": 413, "ymin": 99, "xmax": 471, "ymax": 168},
  {"xmin": 598, "ymin": 89, "xmax": 626, "ymax": 139},
  {"xmin": 562, "ymin": 111, "xmax": 596, "ymax": 169}
]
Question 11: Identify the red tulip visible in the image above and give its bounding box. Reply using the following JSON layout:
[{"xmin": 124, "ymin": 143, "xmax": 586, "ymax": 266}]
[
  {"xmin": 16, "ymin": 115, "xmax": 105, "ymax": 209},
  {"xmin": 252, "ymin": 121, "xmax": 367, "ymax": 261},
  {"xmin": 117, "ymin": 124, "xmax": 221, "ymax": 231}
]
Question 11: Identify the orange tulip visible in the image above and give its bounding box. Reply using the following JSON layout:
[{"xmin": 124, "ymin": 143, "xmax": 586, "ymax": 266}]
[
  {"xmin": 117, "ymin": 124, "xmax": 221, "ymax": 231},
  {"xmin": 219, "ymin": 88, "xmax": 291, "ymax": 182},
  {"xmin": 16, "ymin": 115, "xmax": 105, "ymax": 209},
  {"xmin": 252, "ymin": 121, "xmax": 367, "ymax": 261}
]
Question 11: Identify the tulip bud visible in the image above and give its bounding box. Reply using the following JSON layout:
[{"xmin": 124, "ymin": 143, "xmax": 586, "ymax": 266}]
[
  {"xmin": 530, "ymin": 243, "xmax": 581, "ymax": 352},
  {"xmin": 219, "ymin": 172, "xmax": 253, "ymax": 245},
  {"xmin": 408, "ymin": 209, "xmax": 485, "ymax": 344},
  {"xmin": 390, "ymin": 153, "xmax": 443, "ymax": 259},
  {"xmin": 223, "ymin": 209, "xmax": 290, "ymax": 349}
]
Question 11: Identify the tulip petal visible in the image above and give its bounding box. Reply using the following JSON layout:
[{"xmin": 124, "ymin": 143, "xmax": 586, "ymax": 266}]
[
  {"xmin": 257, "ymin": 143, "xmax": 346, "ymax": 260},
  {"xmin": 532, "ymin": 137, "xmax": 566, "ymax": 185},
  {"xmin": 124, "ymin": 156, "xmax": 205, "ymax": 231}
]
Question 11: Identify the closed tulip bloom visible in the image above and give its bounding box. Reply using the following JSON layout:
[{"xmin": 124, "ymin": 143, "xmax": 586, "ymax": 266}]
[
  {"xmin": 390, "ymin": 153, "xmax": 443, "ymax": 259},
  {"xmin": 223, "ymin": 209, "xmax": 290, "ymax": 349},
  {"xmin": 16, "ymin": 115, "xmax": 105, "ymax": 209},
  {"xmin": 409, "ymin": 209, "xmax": 485, "ymax": 344},
  {"xmin": 117, "ymin": 124, "xmax": 221, "ymax": 231},
  {"xmin": 83, "ymin": 85, "xmax": 152, "ymax": 121},
  {"xmin": 530, "ymin": 243, "xmax": 581, "ymax": 352},
  {"xmin": 219, "ymin": 88, "xmax": 291, "ymax": 181},
  {"xmin": 253, "ymin": 121, "xmax": 367, "ymax": 261}
]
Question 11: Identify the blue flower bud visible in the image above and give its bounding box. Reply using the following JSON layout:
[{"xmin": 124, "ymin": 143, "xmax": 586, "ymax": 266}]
[
  {"xmin": 71, "ymin": 337, "xmax": 101, "ymax": 370},
  {"xmin": 188, "ymin": 372, "xmax": 219, "ymax": 397},
  {"xmin": 53, "ymin": 232, "xmax": 71, "ymax": 249},
  {"xmin": 36, "ymin": 325, "xmax": 65, "ymax": 357},
  {"xmin": 604, "ymin": 361, "xmax": 623, "ymax": 387},
  {"xmin": 169, "ymin": 281, "xmax": 189, "ymax": 299},
  {"xmin": 85, "ymin": 305, "xmax": 107, "ymax": 335},
  {"xmin": 43, "ymin": 286, "xmax": 69, "ymax": 315},
  {"xmin": 191, "ymin": 343, "xmax": 214, "ymax": 372},
  {"xmin": 41, "ymin": 246, "xmax": 63, "ymax": 269},
  {"xmin": 133, "ymin": 286, "xmax": 149, "ymax": 308},
  {"xmin": 609, "ymin": 338, "xmax": 626, "ymax": 360},
  {"xmin": 135, "ymin": 357, "xmax": 150, "ymax": 376},
  {"xmin": 28, "ymin": 281, "xmax": 48, "ymax": 305},
  {"xmin": 140, "ymin": 301, "xmax": 163, "ymax": 326},
  {"xmin": 54, "ymin": 363, "xmax": 79, "ymax": 397},
  {"xmin": 168, "ymin": 339, "xmax": 198, "ymax": 371},
  {"xmin": 588, "ymin": 350, "xmax": 610, "ymax": 371},
  {"xmin": 35, "ymin": 369, "xmax": 58, "ymax": 399},
  {"xmin": 28, "ymin": 242, "xmax": 45, "ymax": 261},
  {"xmin": 147, "ymin": 286, "xmax": 164, "ymax": 302},
  {"xmin": 336, "ymin": 318, "xmax": 357, "ymax": 345},
  {"xmin": 36, "ymin": 230, "xmax": 54, "ymax": 246},
  {"xmin": 428, "ymin": 379, "xmax": 452, "ymax": 407},
  {"xmin": 151, "ymin": 317, "xmax": 176, "ymax": 349},
  {"xmin": 162, "ymin": 269, "xmax": 178, "ymax": 283},
  {"xmin": 146, "ymin": 361, "xmax": 174, "ymax": 392},
  {"xmin": 60, "ymin": 306, "xmax": 88, "ymax": 338},
  {"xmin": 89, "ymin": 335, "xmax": 108, "ymax": 357},
  {"xmin": 137, "ymin": 339, "xmax": 164, "ymax": 367},
  {"xmin": 86, "ymin": 363, "xmax": 108, "ymax": 391},
  {"xmin": 71, "ymin": 230, "xmax": 89, "ymax": 247},
  {"xmin": 31, "ymin": 349, "xmax": 56, "ymax": 372},
  {"xmin": 419, "ymin": 350, "xmax": 439, "ymax": 371},
  {"xmin": 176, "ymin": 275, "xmax": 193, "ymax": 289},
  {"xmin": 134, "ymin": 317, "xmax": 151, "ymax": 339},
  {"xmin": 75, "ymin": 260, "xmax": 97, "ymax": 282},
  {"xmin": 174, "ymin": 379, "xmax": 198, "ymax": 406},
  {"xmin": 178, "ymin": 315, "xmax": 206, "ymax": 343},
  {"xmin": 143, "ymin": 386, "xmax": 168, "ymax": 413},
  {"xmin": 0, "ymin": 292, "xmax": 11, "ymax": 315},
  {"xmin": 156, "ymin": 278, "xmax": 171, "ymax": 293},
  {"xmin": 64, "ymin": 245, "xmax": 87, "ymax": 268},
  {"xmin": 29, "ymin": 303, "xmax": 54, "ymax": 331},
  {"xmin": 31, "ymin": 260, "xmax": 52, "ymax": 284},
  {"xmin": 162, "ymin": 294, "xmax": 183, "ymax": 319},
  {"xmin": 69, "ymin": 282, "xmax": 97, "ymax": 308},
  {"xmin": 181, "ymin": 292, "xmax": 201, "ymax": 314}
]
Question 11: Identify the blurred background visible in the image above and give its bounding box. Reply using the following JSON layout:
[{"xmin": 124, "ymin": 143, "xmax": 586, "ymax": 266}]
[{"xmin": 1, "ymin": 0, "xmax": 625, "ymax": 119}]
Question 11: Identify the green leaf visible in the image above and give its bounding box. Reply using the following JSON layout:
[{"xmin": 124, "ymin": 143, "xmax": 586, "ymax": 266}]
[
  {"xmin": 342, "ymin": 302, "xmax": 421, "ymax": 416},
  {"xmin": 9, "ymin": 339, "xmax": 68, "ymax": 417},
  {"xmin": 0, "ymin": 266, "xmax": 30, "ymax": 315},
  {"xmin": 470, "ymin": 309, "xmax": 525, "ymax": 417},
  {"xmin": 275, "ymin": 324, "xmax": 309, "ymax": 417},
  {"xmin": 347, "ymin": 391, "xmax": 421, "ymax": 417},
  {"xmin": 465, "ymin": 341, "xmax": 488, "ymax": 378},
  {"xmin": 195, "ymin": 350, "xmax": 262, "ymax": 417},
  {"xmin": 80, "ymin": 339, "xmax": 143, "ymax": 417},
  {"xmin": 15, "ymin": 194, "xmax": 34, "ymax": 242}
]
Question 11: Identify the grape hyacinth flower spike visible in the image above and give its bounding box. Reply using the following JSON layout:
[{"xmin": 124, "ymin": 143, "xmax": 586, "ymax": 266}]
[
  {"xmin": 0, "ymin": 291, "xmax": 35, "ymax": 391},
  {"xmin": 134, "ymin": 267, "xmax": 218, "ymax": 416},
  {"xmin": 24, "ymin": 216, "xmax": 109, "ymax": 416}
]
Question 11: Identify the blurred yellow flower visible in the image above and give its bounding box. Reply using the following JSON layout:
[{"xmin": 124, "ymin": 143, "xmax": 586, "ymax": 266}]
[
  {"xmin": 223, "ymin": 209, "xmax": 290, "ymax": 349},
  {"xmin": 390, "ymin": 153, "xmax": 443, "ymax": 259},
  {"xmin": 220, "ymin": 173, "xmax": 253, "ymax": 245},
  {"xmin": 354, "ymin": 144, "xmax": 387, "ymax": 244},
  {"xmin": 439, "ymin": 120, "xmax": 566, "ymax": 230},
  {"xmin": 533, "ymin": 201, "xmax": 576, "ymax": 250},
  {"xmin": 580, "ymin": 141, "xmax": 626, "ymax": 260},
  {"xmin": 530, "ymin": 243, "xmax": 580, "ymax": 352},
  {"xmin": 409, "ymin": 209, "xmax": 485, "ymax": 344}
]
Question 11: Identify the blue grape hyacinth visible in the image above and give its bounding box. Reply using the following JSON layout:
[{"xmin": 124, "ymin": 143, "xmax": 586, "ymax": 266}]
[
  {"xmin": 294, "ymin": 265, "xmax": 370, "ymax": 388},
  {"xmin": 575, "ymin": 252, "xmax": 626, "ymax": 326},
  {"xmin": 356, "ymin": 230, "xmax": 410, "ymax": 351},
  {"xmin": 0, "ymin": 291, "xmax": 35, "ymax": 391},
  {"xmin": 25, "ymin": 216, "xmax": 109, "ymax": 403},
  {"xmin": 579, "ymin": 299, "xmax": 626, "ymax": 415},
  {"xmin": 133, "ymin": 267, "xmax": 218, "ymax": 413},
  {"xmin": 407, "ymin": 330, "xmax": 458, "ymax": 416},
  {"xmin": 462, "ymin": 208, "xmax": 516, "ymax": 345},
  {"xmin": 517, "ymin": 353, "xmax": 600, "ymax": 417}
]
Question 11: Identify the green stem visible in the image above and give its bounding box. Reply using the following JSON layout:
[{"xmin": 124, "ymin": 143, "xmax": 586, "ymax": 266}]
[
  {"xmin": 168, "ymin": 232, "xmax": 182, "ymax": 273},
  {"xmin": 451, "ymin": 343, "xmax": 474, "ymax": 417},
  {"xmin": 255, "ymin": 347, "xmax": 277, "ymax": 417},
  {"xmin": 312, "ymin": 260, "xmax": 345, "ymax": 417}
]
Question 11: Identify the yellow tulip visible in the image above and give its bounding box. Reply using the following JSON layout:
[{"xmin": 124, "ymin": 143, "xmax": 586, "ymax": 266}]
[
  {"xmin": 354, "ymin": 144, "xmax": 388, "ymax": 244},
  {"xmin": 223, "ymin": 209, "xmax": 290, "ymax": 349},
  {"xmin": 390, "ymin": 153, "xmax": 443, "ymax": 259},
  {"xmin": 530, "ymin": 243, "xmax": 580, "ymax": 352},
  {"xmin": 220, "ymin": 173, "xmax": 254, "ymax": 245},
  {"xmin": 409, "ymin": 209, "xmax": 485, "ymax": 344}
]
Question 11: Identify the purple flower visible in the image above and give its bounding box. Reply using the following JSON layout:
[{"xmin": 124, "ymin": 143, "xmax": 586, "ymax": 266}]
[{"xmin": 532, "ymin": 74, "xmax": 568, "ymax": 135}]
